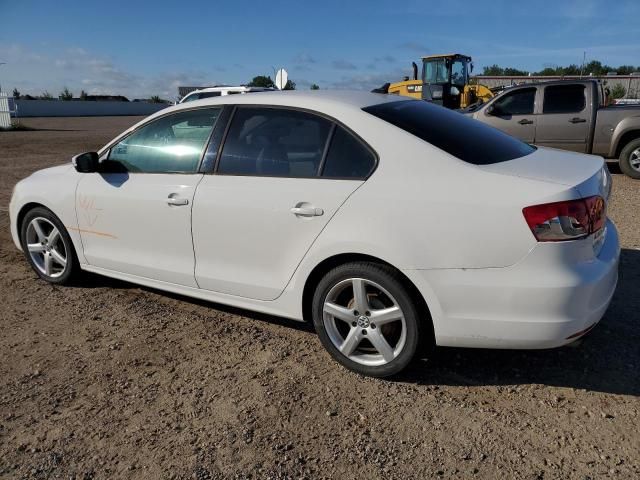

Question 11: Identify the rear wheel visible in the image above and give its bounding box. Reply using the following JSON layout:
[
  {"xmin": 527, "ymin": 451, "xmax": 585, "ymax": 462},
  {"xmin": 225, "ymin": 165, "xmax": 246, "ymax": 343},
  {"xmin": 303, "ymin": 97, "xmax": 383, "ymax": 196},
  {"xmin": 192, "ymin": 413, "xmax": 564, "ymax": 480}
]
[
  {"xmin": 312, "ymin": 262, "xmax": 427, "ymax": 377},
  {"xmin": 20, "ymin": 207, "xmax": 79, "ymax": 284},
  {"xmin": 619, "ymin": 138, "xmax": 640, "ymax": 179}
]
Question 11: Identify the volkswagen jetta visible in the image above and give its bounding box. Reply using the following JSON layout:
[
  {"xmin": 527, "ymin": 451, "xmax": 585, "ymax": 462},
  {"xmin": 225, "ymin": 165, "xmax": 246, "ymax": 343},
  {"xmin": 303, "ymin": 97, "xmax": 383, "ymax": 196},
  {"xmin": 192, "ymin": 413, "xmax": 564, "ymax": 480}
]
[{"xmin": 9, "ymin": 91, "xmax": 620, "ymax": 377}]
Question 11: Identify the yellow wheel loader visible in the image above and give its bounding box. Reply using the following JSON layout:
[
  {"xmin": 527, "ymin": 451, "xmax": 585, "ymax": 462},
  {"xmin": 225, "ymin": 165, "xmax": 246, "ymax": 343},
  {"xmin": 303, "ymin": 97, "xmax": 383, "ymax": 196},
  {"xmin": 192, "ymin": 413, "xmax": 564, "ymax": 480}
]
[{"xmin": 375, "ymin": 54, "xmax": 497, "ymax": 109}]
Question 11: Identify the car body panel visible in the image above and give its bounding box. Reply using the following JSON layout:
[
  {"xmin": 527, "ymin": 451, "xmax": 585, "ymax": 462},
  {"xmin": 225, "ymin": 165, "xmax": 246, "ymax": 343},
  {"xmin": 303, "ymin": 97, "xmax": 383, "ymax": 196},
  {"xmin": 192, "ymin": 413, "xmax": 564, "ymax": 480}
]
[
  {"xmin": 75, "ymin": 172, "xmax": 202, "ymax": 286},
  {"xmin": 192, "ymin": 176, "xmax": 363, "ymax": 300}
]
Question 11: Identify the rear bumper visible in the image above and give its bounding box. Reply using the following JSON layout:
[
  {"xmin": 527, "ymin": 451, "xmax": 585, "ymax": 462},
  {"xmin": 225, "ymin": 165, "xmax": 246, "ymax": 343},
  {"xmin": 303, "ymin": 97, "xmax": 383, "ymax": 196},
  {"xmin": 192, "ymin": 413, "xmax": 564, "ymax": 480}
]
[{"xmin": 404, "ymin": 219, "xmax": 620, "ymax": 349}]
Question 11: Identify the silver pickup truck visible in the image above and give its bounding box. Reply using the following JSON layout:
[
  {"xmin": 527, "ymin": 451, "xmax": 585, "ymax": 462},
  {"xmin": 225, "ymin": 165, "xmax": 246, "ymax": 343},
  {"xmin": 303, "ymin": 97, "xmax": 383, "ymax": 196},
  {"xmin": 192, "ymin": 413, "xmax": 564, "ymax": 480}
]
[{"xmin": 465, "ymin": 79, "xmax": 640, "ymax": 178}]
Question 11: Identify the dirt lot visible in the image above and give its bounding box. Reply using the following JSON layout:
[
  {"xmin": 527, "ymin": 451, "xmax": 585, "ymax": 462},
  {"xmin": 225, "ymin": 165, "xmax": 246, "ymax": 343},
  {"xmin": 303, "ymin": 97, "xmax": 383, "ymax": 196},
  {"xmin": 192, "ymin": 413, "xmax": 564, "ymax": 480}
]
[{"xmin": 0, "ymin": 116, "xmax": 638, "ymax": 479}]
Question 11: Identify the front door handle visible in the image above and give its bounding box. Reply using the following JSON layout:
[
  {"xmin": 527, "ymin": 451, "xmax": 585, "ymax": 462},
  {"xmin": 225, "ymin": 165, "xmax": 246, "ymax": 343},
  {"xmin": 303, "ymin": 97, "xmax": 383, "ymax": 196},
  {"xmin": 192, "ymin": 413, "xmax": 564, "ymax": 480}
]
[
  {"xmin": 569, "ymin": 117, "xmax": 586, "ymax": 123},
  {"xmin": 291, "ymin": 205, "xmax": 324, "ymax": 217},
  {"xmin": 518, "ymin": 119, "xmax": 533, "ymax": 125},
  {"xmin": 167, "ymin": 193, "xmax": 189, "ymax": 206}
]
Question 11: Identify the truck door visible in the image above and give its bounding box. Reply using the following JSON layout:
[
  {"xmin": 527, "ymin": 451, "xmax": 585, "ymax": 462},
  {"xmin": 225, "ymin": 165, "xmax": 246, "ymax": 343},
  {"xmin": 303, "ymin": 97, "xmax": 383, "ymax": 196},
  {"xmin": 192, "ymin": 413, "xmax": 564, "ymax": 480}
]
[
  {"xmin": 479, "ymin": 87, "xmax": 537, "ymax": 143},
  {"xmin": 535, "ymin": 84, "xmax": 591, "ymax": 153}
]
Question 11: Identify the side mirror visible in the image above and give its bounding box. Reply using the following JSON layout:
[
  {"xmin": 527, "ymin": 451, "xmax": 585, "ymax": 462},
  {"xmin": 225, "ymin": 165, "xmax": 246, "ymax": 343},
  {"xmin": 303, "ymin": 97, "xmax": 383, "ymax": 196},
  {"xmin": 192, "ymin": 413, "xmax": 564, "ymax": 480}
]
[
  {"xmin": 486, "ymin": 104, "xmax": 497, "ymax": 115},
  {"xmin": 72, "ymin": 151, "xmax": 100, "ymax": 173}
]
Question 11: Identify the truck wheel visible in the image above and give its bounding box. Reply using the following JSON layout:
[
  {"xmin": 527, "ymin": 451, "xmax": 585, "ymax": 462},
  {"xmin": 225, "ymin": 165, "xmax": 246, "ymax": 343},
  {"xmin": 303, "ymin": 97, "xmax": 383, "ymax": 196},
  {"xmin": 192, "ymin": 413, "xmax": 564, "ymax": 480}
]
[{"xmin": 619, "ymin": 138, "xmax": 640, "ymax": 179}]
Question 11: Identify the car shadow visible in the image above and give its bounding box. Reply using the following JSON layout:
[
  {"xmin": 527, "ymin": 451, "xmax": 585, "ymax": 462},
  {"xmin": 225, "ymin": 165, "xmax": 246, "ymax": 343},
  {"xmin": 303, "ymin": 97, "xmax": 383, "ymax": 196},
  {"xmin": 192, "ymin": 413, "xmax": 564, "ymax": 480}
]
[
  {"xmin": 397, "ymin": 248, "xmax": 640, "ymax": 397},
  {"xmin": 71, "ymin": 248, "xmax": 639, "ymax": 396}
]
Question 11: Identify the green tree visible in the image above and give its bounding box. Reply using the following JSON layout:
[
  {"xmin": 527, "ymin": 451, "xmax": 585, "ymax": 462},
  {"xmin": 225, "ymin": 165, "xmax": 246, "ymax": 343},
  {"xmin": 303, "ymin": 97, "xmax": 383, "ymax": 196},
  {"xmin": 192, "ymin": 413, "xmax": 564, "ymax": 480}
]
[
  {"xmin": 248, "ymin": 75, "xmax": 275, "ymax": 88},
  {"xmin": 80, "ymin": 90, "xmax": 88, "ymax": 100},
  {"xmin": 59, "ymin": 87, "xmax": 73, "ymax": 100},
  {"xmin": 12, "ymin": 87, "xmax": 20, "ymax": 99},
  {"xmin": 482, "ymin": 64, "xmax": 504, "ymax": 76},
  {"xmin": 310, "ymin": 83, "xmax": 320, "ymax": 90},
  {"xmin": 149, "ymin": 95, "xmax": 168, "ymax": 103},
  {"xmin": 40, "ymin": 91, "xmax": 53, "ymax": 100},
  {"xmin": 611, "ymin": 84, "xmax": 626, "ymax": 99},
  {"xmin": 503, "ymin": 67, "xmax": 529, "ymax": 76},
  {"xmin": 283, "ymin": 80, "xmax": 296, "ymax": 90}
]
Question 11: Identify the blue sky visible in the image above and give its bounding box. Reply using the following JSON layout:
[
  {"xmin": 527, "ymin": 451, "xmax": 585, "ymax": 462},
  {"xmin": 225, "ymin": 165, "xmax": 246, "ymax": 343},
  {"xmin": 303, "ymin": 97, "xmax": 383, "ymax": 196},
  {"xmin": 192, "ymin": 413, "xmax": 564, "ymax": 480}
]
[{"xmin": 1, "ymin": 0, "xmax": 639, "ymax": 99}]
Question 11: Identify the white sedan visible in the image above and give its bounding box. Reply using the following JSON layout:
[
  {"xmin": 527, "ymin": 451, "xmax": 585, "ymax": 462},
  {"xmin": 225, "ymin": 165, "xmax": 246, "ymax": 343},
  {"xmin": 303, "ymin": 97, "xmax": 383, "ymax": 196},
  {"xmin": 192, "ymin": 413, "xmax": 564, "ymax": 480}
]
[{"xmin": 9, "ymin": 91, "xmax": 620, "ymax": 377}]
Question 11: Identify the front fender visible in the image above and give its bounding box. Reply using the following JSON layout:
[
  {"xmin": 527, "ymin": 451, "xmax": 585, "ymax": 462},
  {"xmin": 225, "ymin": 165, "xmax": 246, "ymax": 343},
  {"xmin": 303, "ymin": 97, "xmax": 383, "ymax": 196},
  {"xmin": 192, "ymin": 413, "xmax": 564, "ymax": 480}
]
[{"xmin": 9, "ymin": 166, "xmax": 86, "ymax": 263}]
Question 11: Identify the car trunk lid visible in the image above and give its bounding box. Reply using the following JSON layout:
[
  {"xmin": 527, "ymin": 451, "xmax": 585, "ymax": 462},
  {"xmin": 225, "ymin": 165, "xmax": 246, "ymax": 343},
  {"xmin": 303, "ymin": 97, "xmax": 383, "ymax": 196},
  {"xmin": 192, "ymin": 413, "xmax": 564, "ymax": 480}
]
[{"xmin": 478, "ymin": 146, "xmax": 611, "ymax": 200}]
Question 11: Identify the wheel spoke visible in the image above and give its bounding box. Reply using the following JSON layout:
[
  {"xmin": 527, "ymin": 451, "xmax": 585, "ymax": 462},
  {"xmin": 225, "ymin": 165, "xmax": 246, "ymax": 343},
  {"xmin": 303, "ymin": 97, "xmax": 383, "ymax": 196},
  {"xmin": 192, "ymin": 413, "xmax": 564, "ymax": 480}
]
[
  {"xmin": 324, "ymin": 302, "xmax": 354, "ymax": 322},
  {"xmin": 47, "ymin": 227, "xmax": 60, "ymax": 245},
  {"xmin": 44, "ymin": 252, "xmax": 53, "ymax": 276},
  {"xmin": 50, "ymin": 248, "xmax": 66, "ymax": 267},
  {"xmin": 32, "ymin": 220, "xmax": 47, "ymax": 242},
  {"xmin": 339, "ymin": 327, "xmax": 362, "ymax": 356},
  {"xmin": 368, "ymin": 329, "xmax": 395, "ymax": 362},
  {"xmin": 27, "ymin": 243, "xmax": 46, "ymax": 253},
  {"xmin": 370, "ymin": 306, "xmax": 402, "ymax": 326},
  {"xmin": 352, "ymin": 279, "xmax": 369, "ymax": 312}
]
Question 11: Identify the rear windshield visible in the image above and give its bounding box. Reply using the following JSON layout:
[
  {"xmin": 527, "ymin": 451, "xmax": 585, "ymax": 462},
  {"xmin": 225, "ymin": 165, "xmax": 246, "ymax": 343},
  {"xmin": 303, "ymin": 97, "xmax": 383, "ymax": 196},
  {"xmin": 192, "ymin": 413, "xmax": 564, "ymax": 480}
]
[{"xmin": 363, "ymin": 100, "xmax": 535, "ymax": 165}]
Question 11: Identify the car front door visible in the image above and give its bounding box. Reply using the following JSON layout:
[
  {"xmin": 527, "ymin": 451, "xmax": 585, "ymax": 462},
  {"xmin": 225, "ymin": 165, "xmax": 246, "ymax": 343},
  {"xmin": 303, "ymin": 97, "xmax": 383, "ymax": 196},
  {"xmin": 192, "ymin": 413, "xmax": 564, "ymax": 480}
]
[
  {"xmin": 480, "ymin": 87, "xmax": 537, "ymax": 143},
  {"xmin": 75, "ymin": 107, "xmax": 222, "ymax": 286},
  {"xmin": 535, "ymin": 84, "xmax": 590, "ymax": 152},
  {"xmin": 192, "ymin": 106, "xmax": 377, "ymax": 301}
]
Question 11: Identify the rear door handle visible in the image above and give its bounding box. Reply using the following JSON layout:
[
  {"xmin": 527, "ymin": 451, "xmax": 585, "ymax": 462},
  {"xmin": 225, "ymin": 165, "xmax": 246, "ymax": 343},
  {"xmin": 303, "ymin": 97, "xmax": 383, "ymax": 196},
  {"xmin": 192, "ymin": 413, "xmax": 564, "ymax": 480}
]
[
  {"xmin": 291, "ymin": 205, "xmax": 324, "ymax": 217},
  {"xmin": 569, "ymin": 117, "xmax": 586, "ymax": 123},
  {"xmin": 518, "ymin": 119, "xmax": 533, "ymax": 125},
  {"xmin": 167, "ymin": 193, "xmax": 189, "ymax": 206}
]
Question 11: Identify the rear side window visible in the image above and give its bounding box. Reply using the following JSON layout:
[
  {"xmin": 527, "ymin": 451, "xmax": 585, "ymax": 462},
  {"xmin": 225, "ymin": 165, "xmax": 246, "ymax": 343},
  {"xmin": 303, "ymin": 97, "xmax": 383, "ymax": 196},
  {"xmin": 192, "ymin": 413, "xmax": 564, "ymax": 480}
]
[
  {"xmin": 322, "ymin": 126, "xmax": 376, "ymax": 178},
  {"xmin": 363, "ymin": 100, "xmax": 535, "ymax": 165},
  {"xmin": 217, "ymin": 107, "xmax": 332, "ymax": 177},
  {"xmin": 543, "ymin": 85, "xmax": 586, "ymax": 114},
  {"xmin": 492, "ymin": 88, "xmax": 536, "ymax": 115}
]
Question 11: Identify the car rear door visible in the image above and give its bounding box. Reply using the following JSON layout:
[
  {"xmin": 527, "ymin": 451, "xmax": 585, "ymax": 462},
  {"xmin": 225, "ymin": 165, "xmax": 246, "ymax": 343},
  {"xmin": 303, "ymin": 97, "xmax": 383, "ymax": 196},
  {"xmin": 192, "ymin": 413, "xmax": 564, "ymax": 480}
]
[
  {"xmin": 191, "ymin": 106, "xmax": 377, "ymax": 301},
  {"xmin": 535, "ymin": 83, "xmax": 591, "ymax": 152},
  {"xmin": 479, "ymin": 87, "xmax": 537, "ymax": 143},
  {"xmin": 75, "ymin": 107, "xmax": 222, "ymax": 286}
]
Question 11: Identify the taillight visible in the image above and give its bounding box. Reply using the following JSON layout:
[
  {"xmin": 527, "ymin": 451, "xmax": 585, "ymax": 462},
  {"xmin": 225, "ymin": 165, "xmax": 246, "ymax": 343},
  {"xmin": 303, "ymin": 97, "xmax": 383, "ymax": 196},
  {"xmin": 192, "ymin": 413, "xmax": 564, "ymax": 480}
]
[{"xmin": 522, "ymin": 196, "xmax": 605, "ymax": 242}]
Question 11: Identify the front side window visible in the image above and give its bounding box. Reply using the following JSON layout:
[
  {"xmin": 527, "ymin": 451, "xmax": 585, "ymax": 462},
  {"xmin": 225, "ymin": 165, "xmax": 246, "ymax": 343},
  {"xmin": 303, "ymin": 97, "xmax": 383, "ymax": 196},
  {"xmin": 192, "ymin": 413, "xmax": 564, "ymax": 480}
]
[
  {"xmin": 543, "ymin": 85, "xmax": 586, "ymax": 114},
  {"xmin": 322, "ymin": 127, "xmax": 376, "ymax": 179},
  {"xmin": 108, "ymin": 108, "xmax": 221, "ymax": 173},
  {"xmin": 217, "ymin": 107, "xmax": 331, "ymax": 177},
  {"xmin": 492, "ymin": 88, "xmax": 536, "ymax": 115},
  {"xmin": 363, "ymin": 100, "xmax": 535, "ymax": 165}
]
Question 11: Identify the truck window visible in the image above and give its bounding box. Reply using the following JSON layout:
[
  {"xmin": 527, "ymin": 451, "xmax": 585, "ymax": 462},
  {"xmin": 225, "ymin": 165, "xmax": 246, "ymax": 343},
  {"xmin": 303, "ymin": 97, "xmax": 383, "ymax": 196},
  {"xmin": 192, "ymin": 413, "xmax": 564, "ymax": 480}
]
[
  {"xmin": 493, "ymin": 88, "xmax": 536, "ymax": 115},
  {"xmin": 543, "ymin": 85, "xmax": 586, "ymax": 114}
]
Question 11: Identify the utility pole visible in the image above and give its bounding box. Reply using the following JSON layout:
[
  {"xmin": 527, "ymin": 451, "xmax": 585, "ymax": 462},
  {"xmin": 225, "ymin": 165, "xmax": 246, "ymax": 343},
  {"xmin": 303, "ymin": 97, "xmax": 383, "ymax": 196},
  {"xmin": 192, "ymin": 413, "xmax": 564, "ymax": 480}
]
[
  {"xmin": 0, "ymin": 62, "xmax": 6, "ymax": 94},
  {"xmin": 579, "ymin": 52, "xmax": 586, "ymax": 78}
]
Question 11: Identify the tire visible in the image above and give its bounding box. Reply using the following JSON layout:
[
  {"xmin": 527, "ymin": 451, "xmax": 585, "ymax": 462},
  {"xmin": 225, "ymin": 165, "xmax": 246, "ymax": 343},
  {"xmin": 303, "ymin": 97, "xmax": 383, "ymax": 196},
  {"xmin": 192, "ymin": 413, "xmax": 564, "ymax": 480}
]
[
  {"xmin": 619, "ymin": 138, "xmax": 640, "ymax": 179},
  {"xmin": 312, "ymin": 261, "xmax": 428, "ymax": 377},
  {"xmin": 19, "ymin": 207, "xmax": 79, "ymax": 285}
]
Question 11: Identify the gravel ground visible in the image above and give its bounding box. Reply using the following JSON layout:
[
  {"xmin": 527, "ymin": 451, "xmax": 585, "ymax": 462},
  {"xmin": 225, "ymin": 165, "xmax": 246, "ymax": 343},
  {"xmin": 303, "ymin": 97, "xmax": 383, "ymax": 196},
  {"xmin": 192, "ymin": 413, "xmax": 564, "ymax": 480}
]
[{"xmin": 0, "ymin": 117, "xmax": 638, "ymax": 479}]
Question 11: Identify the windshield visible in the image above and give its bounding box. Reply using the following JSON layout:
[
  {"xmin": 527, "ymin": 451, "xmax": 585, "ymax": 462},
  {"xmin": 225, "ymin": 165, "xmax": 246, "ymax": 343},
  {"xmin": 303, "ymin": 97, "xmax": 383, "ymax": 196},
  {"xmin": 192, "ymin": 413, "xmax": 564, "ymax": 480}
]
[
  {"xmin": 363, "ymin": 100, "xmax": 535, "ymax": 165},
  {"xmin": 423, "ymin": 59, "xmax": 449, "ymax": 84}
]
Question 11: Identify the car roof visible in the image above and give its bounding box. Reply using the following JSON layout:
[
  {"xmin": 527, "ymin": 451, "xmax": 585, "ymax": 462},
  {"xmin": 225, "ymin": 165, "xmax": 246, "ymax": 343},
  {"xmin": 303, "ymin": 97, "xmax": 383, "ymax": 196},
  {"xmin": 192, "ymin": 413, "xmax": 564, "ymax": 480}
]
[{"xmin": 171, "ymin": 90, "xmax": 408, "ymax": 114}]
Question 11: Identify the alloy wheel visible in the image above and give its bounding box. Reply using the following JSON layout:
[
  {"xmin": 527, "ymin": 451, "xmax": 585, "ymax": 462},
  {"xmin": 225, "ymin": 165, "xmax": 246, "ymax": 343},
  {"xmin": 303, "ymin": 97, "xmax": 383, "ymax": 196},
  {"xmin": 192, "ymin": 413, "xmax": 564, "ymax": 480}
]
[
  {"xmin": 323, "ymin": 278, "xmax": 407, "ymax": 367},
  {"xmin": 25, "ymin": 217, "xmax": 67, "ymax": 278},
  {"xmin": 630, "ymin": 147, "xmax": 640, "ymax": 172}
]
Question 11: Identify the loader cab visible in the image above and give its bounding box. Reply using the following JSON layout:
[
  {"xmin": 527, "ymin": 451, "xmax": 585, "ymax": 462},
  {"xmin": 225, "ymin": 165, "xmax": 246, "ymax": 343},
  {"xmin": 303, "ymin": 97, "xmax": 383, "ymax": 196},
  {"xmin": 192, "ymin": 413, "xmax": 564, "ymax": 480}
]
[{"xmin": 421, "ymin": 54, "xmax": 472, "ymax": 109}]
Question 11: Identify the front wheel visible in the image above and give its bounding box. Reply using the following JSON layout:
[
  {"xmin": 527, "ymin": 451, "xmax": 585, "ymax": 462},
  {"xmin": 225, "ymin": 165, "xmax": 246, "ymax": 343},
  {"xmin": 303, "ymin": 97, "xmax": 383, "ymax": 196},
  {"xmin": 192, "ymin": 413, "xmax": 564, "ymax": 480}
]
[
  {"xmin": 20, "ymin": 207, "xmax": 79, "ymax": 284},
  {"xmin": 312, "ymin": 262, "xmax": 427, "ymax": 377},
  {"xmin": 619, "ymin": 138, "xmax": 640, "ymax": 179}
]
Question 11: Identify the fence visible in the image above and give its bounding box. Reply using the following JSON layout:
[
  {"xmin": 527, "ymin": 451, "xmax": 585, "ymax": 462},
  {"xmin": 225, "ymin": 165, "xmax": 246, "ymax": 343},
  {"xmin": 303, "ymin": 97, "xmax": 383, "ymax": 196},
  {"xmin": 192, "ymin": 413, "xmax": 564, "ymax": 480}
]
[
  {"xmin": 12, "ymin": 99, "xmax": 169, "ymax": 117},
  {"xmin": 0, "ymin": 92, "xmax": 14, "ymax": 128}
]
